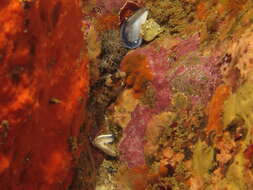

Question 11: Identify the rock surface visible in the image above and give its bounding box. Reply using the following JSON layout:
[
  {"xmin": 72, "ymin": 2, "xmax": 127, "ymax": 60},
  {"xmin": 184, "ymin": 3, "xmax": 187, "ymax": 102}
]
[
  {"xmin": 0, "ymin": 0, "xmax": 88, "ymax": 189},
  {"xmin": 3, "ymin": 0, "xmax": 253, "ymax": 190}
]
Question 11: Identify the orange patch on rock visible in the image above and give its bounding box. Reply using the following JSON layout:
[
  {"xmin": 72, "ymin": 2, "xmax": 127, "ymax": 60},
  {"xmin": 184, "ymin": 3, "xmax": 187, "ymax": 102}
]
[
  {"xmin": 129, "ymin": 165, "xmax": 148, "ymax": 190},
  {"xmin": 228, "ymin": 0, "xmax": 248, "ymax": 17},
  {"xmin": 206, "ymin": 85, "xmax": 232, "ymax": 134},
  {"xmin": 196, "ymin": 2, "xmax": 208, "ymax": 20},
  {"xmin": 244, "ymin": 144, "xmax": 253, "ymax": 161},
  {"xmin": 216, "ymin": 2, "xmax": 226, "ymax": 15},
  {"xmin": 121, "ymin": 52, "xmax": 153, "ymax": 98},
  {"xmin": 0, "ymin": 155, "xmax": 10, "ymax": 174},
  {"xmin": 159, "ymin": 159, "xmax": 169, "ymax": 177},
  {"xmin": 0, "ymin": 0, "xmax": 24, "ymax": 50},
  {"xmin": 118, "ymin": 165, "xmax": 148, "ymax": 190},
  {"xmin": 96, "ymin": 13, "xmax": 119, "ymax": 31},
  {"xmin": 43, "ymin": 151, "xmax": 71, "ymax": 184},
  {"xmin": 147, "ymin": 172, "xmax": 160, "ymax": 185},
  {"xmin": 147, "ymin": 159, "xmax": 170, "ymax": 184},
  {"xmin": 0, "ymin": 0, "xmax": 89, "ymax": 189}
]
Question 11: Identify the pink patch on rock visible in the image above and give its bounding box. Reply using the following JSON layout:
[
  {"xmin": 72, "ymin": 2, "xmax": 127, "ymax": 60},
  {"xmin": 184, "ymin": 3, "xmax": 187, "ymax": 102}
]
[
  {"xmin": 139, "ymin": 46, "xmax": 171, "ymax": 111},
  {"xmin": 119, "ymin": 46, "xmax": 172, "ymax": 167},
  {"xmin": 119, "ymin": 106, "xmax": 152, "ymax": 167},
  {"xmin": 119, "ymin": 35, "xmax": 218, "ymax": 168},
  {"xmin": 171, "ymin": 34, "xmax": 200, "ymax": 59}
]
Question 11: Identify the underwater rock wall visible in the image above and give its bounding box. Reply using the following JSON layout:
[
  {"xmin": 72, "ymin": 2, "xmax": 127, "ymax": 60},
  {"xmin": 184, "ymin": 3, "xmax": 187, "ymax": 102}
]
[
  {"xmin": 83, "ymin": 0, "xmax": 253, "ymax": 190},
  {"xmin": 0, "ymin": 0, "xmax": 88, "ymax": 189},
  {"xmin": 2, "ymin": 0, "xmax": 253, "ymax": 190}
]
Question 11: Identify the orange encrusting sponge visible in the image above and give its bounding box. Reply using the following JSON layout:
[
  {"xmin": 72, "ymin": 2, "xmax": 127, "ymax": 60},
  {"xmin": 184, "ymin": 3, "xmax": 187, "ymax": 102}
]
[{"xmin": 121, "ymin": 53, "xmax": 153, "ymax": 98}]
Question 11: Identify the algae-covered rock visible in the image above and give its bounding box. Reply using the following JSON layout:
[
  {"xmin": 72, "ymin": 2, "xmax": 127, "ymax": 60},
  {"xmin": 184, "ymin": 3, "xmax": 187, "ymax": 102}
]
[
  {"xmin": 141, "ymin": 19, "xmax": 164, "ymax": 41},
  {"xmin": 223, "ymin": 82, "xmax": 253, "ymax": 145},
  {"xmin": 206, "ymin": 153, "xmax": 247, "ymax": 190},
  {"xmin": 208, "ymin": 81, "xmax": 253, "ymax": 190},
  {"xmin": 225, "ymin": 153, "xmax": 247, "ymax": 190},
  {"xmin": 193, "ymin": 140, "xmax": 214, "ymax": 179},
  {"xmin": 172, "ymin": 92, "xmax": 189, "ymax": 110}
]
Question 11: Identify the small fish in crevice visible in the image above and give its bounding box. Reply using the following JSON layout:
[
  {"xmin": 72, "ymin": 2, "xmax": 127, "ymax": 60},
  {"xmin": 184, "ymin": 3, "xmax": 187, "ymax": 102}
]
[
  {"xmin": 93, "ymin": 134, "xmax": 117, "ymax": 157},
  {"xmin": 120, "ymin": 8, "xmax": 149, "ymax": 49}
]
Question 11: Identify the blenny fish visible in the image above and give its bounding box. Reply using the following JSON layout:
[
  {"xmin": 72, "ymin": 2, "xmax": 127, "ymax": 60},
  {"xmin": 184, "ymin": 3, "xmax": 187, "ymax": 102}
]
[
  {"xmin": 93, "ymin": 134, "xmax": 117, "ymax": 157},
  {"xmin": 120, "ymin": 8, "xmax": 149, "ymax": 49}
]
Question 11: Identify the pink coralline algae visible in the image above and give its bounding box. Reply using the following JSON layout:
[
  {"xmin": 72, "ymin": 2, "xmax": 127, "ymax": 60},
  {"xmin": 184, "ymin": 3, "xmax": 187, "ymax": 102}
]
[
  {"xmin": 119, "ymin": 106, "xmax": 152, "ymax": 167},
  {"xmin": 170, "ymin": 34, "xmax": 200, "ymax": 59},
  {"xmin": 119, "ymin": 34, "xmax": 223, "ymax": 168}
]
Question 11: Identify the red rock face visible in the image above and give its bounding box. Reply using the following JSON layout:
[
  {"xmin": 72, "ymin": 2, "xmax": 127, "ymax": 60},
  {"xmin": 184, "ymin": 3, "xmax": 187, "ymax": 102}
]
[{"xmin": 0, "ymin": 0, "xmax": 88, "ymax": 189}]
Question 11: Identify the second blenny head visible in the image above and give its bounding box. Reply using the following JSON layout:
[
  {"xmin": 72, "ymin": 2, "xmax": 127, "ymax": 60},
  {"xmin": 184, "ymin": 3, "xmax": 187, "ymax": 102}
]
[{"xmin": 120, "ymin": 8, "xmax": 148, "ymax": 49}]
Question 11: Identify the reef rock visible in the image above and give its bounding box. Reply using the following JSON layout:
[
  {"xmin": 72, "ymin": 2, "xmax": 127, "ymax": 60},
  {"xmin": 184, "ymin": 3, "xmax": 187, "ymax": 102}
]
[{"xmin": 0, "ymin": 0, "xmax": 88, "ymax": 189}]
